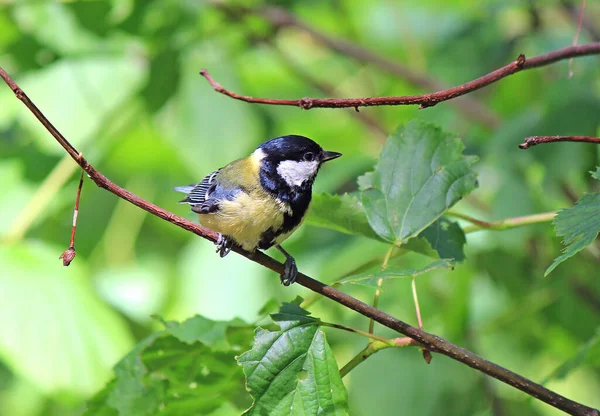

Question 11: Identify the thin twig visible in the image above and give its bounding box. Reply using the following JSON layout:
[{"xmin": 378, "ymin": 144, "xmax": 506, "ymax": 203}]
[
  {"xmin": 569, "ymin": 0, "xmax": 586, "ymax": 77},
  {"xmin": 200, "ymin": 42, "xmax": 600, "ymax": 113},
  {"xmin": 411, "ymin": 277, "xmax": 432, "ymax": 364},
  {"xmin": 271, "ymin": 44, "xmax": 388, "ymax": 139},
  {"xmin": 369, "ymin": 245, "xmax": 395, "ymax": 334},
  {"xmin": 212, "ymin": 2, "xmax": 498, "ymax": 127},
  {"xmin": 411, "ymin": 278, "xmax": 424, "ymax": 330},
  {"xmin": 561, "ymin": 0, "xmax": 599, "ymax": 42},
  {"xmin": 446, "ymin": 211, "xmax": 557, "ymax": 233},
  {"xmin": 59, "ymin": 170, "xmax": 84, "ymax": 266},
  {"xmin": 321, "ymin": 322, "xmax": 398, "ymax": 346},
  {"xmin": 339, "ymin": 338, "xmax": 417, "ymax": 378},
  {"xmin": 1, "ymin": 66, "xmax": 598, "ymax": 416},
  {"xmin": 519, "ymin": 135, "xmax": 600, "ymax": 149}
]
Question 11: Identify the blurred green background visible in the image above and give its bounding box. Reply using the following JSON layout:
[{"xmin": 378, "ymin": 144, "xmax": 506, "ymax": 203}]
[{"xmin": 1, "ymin": 0, "xmax": 599, "ymax": 415}]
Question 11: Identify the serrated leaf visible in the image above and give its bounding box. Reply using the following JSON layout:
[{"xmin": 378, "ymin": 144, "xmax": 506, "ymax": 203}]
[
  {"xmin": 238, "ymin": 301, "xmax": 349, "ymax": 416},
  {"xmin": 270, "ymin": 297, "xmax": 320, "ymax": 328},
  {"xmin": 84, "ymin": 317, "xmax": 253, "ymax": 416},
  {"xmin": 592, "ymin": 167, "xmax": 600, "ymax": 180},
  {"xmin": 546, "ymin": 193, "xmax": 600, "ymax": 276},
  {"xmin": 357, "ymin": 172, "xmax": 374, "ymax": 190},
  {"xmin": 361, "ymin": 121, "xmax": 478, "ymax": 244},
  {"xmin": 420, "ymin": 218, "xmax": 467, "ymax": 262},
  {"xmin": 338, "ymin": 259, "xmax": 454, "ymax": 288},
  {"xmin": 307, "ymin": 193, "xmax": 382, "ymax": 241},
  {"xmin": 307, "ymin": 194, "xmax": 466, "ymax": 261}
]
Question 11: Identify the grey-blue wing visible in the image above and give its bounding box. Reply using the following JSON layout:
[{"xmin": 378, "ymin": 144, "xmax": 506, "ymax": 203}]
[
  {"xmin": 175, "ymin": 169, "xmax": 240, "ymax": 214},
  {"xmin": 176, "ymin": 169, "xmax": 220, "ymax": 204}
]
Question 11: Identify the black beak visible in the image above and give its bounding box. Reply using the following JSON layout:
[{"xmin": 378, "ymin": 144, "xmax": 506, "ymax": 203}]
[{"xmin": 321, "ymin": 151, "xmax": 342, "ymax": 162}]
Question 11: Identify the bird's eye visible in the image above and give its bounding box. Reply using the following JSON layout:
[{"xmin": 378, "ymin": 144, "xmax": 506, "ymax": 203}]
[{"xmin": 304, "ymin": 152, "xmax": 315, "ymax": 162}]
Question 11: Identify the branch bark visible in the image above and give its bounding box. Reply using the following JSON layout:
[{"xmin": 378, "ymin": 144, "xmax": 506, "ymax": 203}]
[
  {"xmin": 200, "ymin": 42, "xmax": 600, "ymax": 113},
  {"xmin": 1, "ymin": 66, "xmax": 598, "ymax": 416},
  {"xmin": 212, "ymin": 2, "xmax": 499, "ymax": 127},
  {"xmin": 519, "ymin": 135, "xmax": 600, "ymax": 149}
]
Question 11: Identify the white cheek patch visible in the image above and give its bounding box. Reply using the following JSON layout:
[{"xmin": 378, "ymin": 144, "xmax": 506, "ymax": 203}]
[{"xmin": 277, "ymin": 160, "xmax": 319, "ymax": 187}]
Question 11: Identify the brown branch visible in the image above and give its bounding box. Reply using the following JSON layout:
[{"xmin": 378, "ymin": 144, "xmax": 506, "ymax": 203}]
[
  {"xmin": 212, "ymin": 2, "xmax": 499, "ymax": 127},
  {"xmin": 200, "ymin": 42, "xmax": 600, "ymax": 113},
  {"xmin": 1, "ymin": 66, "xmax": 599, "ymax": 416},
  {"xmin": 519, "ymin": 135, "xmax": 600, "ymax": 149},
  {"xmin": 271, "ymin": 45, "xmax": 388, "ymax": 139}
]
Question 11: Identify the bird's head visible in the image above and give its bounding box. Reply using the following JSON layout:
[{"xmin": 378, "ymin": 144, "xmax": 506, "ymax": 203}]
[{"xmin": 254, "ymin": 135, "xmax": 342, "ymax": 189}]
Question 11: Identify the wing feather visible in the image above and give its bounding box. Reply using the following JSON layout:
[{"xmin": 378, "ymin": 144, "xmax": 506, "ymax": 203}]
[{"xmin": 176, "ymin": 169, "xmax": 221, "ymax": 206}]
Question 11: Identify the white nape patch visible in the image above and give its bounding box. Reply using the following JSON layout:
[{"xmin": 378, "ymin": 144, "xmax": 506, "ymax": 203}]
[
  {"xmin": 276, "ymin": 160, "xmax": 319, "ymax": 187},
  {"xmin": 252, "ymin": 148, "xmax": 266, "ymax": 161}
]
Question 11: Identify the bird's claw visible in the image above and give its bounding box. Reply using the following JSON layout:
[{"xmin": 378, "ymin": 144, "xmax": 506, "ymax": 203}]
[
  {"xmin": 280, "ymin": 257, "xmax": 298, "ymax": 286},
  {"xmin": 215, "ymin": 234, "xmax": 233, "ymax": 258}
]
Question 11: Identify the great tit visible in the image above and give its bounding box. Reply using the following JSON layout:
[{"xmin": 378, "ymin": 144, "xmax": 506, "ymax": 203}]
[{"xmin": 175, "ymin": 135, "xmax": 342, "ymax": 286}]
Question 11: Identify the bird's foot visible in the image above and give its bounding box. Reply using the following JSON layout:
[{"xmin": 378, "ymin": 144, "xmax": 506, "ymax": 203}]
[
  {"xmin": 215, "ymin": 234, "xmax": 233, "ymax": 258},
  {"xmin": 280, "ymin": 256, "xmax": 298, "ymax": 286}
]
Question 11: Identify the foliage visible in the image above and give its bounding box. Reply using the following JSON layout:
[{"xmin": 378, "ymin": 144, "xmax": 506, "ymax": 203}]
[
  {"xmin": 307, "ymin": 193, "xmax": 381, "ymax": 241},
  {"xmin": 84, "ymin": 316, "xmax": 254, "ymax": 416},
  {"xmin": 359, "ymin": 121, "xmax": 478, "ymax": 244},
  {"xmin": 338, "ymin": 259, "xmax": 454, "ymax": 288},
  {"xmin": 1, "ymin": 1, "xmax": 600, "ymax": 416},
  {"xmin": 546, "ymin": 170, "xmax": 600, "ymax": 275},
  {"xmin": 308, "ymin": 196, "xmax": 468, "ymax": 261},
  {"xmin": 238, "ymin": 300, "xmax": 349, "ymax": 415}
]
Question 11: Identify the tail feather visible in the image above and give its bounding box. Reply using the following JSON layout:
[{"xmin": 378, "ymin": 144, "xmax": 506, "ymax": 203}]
[
  {"xmin": 174, "ymin": 185, "xmax": 195, "ymax": 204},
  {"xmin": 174, "ymin": 185, "xmax": 194, "ymax": 193}
]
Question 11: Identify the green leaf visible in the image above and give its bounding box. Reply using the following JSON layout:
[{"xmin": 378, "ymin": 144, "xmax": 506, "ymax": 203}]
[
  {"xmin": 238, "ymin": 300, "xmax": 349, "ymax": 416},
  {"xmin": 420, "ymin": 218, "xmax": 467, "ymax": 262},
  {"xmin": 592, "ymin": 167, "xmax": 600, "ymax": 180},
  {"xmin": 307, "ymin": 194, "xmax": 466, "ymax": 261},
  {"xmin": 361, "ymin": 121, "xmax": 478, "ymax": 244},
  {"xmin": 545, "ymin": 193, "xmax": 600, "ymax": 276},
  {"xmin": 307, "ymin": 193, "xmax": 382, "ymax": 241},
  {"xmin": 85, "ymin": 316, "xmax": 253, "ymax": 416},
  {"xmin": 338, "ymin": 259, "xmax": 454, "ymax": 288},
  {"xmin": 357, "ymin": 172, "xmax": 374, "ymax": 190}
]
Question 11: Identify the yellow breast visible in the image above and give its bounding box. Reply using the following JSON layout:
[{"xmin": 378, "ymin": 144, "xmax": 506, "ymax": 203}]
[
  {"xmin": 198, "ymin": 192, "xmax": 287, "ymax": 251},
  {"xmin": 197, "ymin": 150, "xmax": 292, "ymax": 251}
]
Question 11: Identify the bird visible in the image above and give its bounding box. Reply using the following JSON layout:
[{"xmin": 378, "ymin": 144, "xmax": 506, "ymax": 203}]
[{"xmin": 174, "ymin": 135, "xmax": 342, "ymax": 286}]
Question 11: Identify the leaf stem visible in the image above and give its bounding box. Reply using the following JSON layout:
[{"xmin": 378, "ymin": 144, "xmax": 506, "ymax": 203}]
[
  {"xmin": 320, "ymin": 322, "xmax": 396, "ymax": 346},
  {"xmin": 411, "ymin": 278, "xmax": 423, "ymax": 329},
  {"xmin": 411, "ymin": 277, "xmax": 433, "ymax": 363},
  {"xmin": 339, "ymin": 337, "xmax": 417, "ymax": 378},
  {"xmin": 368, "ymin": 244, "xmax": 395, "ymax": 334},
  {"xmin": 301, "ymin": 249, "xmax": 409, "ymax": 310},
  {"xmin": 446, "ymin": 211, "xmax": 557, "ymax": 233}
]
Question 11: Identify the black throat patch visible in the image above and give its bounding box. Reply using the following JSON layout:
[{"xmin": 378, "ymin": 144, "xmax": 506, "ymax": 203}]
[{"xmin": 258, "ymin": 159, "xmax": 313, "ymax": 249}]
